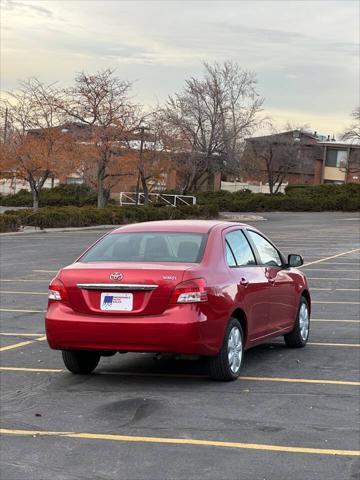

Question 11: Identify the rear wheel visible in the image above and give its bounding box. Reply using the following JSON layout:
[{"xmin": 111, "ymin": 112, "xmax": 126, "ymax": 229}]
[
  {"xmin": 99, "ymin": 351, "xmax": 117, "ymax": 357},
  {"xmin": 284, "ymin": 296, "xmax": 310, "ymax": 348},
  {"xmin": 209, "ymin": 318, "xmax": 244, "ymax": 381},
  {"xmin": 62, "ymin": 350, "xmax": 100, "ymax": 374}
]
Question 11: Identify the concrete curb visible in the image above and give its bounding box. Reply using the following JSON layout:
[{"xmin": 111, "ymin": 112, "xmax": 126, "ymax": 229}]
[{"xmin": 219, "ymin": 213, "xmax": 266, "ymax": 222}]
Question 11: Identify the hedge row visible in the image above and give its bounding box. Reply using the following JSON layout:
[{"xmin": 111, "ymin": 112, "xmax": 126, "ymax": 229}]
[
  {"xmin": 196, "ymin": 184, "xmax": 360, "ymax": 212},
  {"xmin": 0, "ymin": 184, "xmax": 99, "ymax": 207},
  {"xmin": 0, "ymin": 204, "xmax": 219, "ymax": 233}
]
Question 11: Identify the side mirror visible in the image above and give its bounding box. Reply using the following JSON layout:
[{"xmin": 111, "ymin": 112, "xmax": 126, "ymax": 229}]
[{"xmin": 288, "ymin": 254, "xmax": 303, "ymax": 268}]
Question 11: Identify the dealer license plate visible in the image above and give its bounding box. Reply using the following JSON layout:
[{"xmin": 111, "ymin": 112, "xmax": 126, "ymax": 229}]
[{"xmin": 100, "ymin": 292, "xmax": 133, "ymax": 311}]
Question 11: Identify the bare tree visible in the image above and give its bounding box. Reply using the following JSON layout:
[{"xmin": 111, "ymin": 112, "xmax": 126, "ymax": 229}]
[
  {"xmin": 243, "ymin": 128, "xmax": 313, "ymax": 194},
  {"xmin": 0, "ymin": 79, "xmax": 73, "ymax": 209},
  {"xmin": 338, "ymin": 148, "xmax": 360, "ymax": 179},
  {"xmin": 57, "ymin": 69, "xmax": 139, "ymax": 207},
  {"xmin": 162, "ymin": 61, "xmax": 263, "ymax": 192},
  {"xmin": 342, "ymin": 107, "xmax": 360, "ymax": 142},
  {"xmin": 339, "ymin": 108, "xmax": 360, "ymax": 179},
  {"xmin": 129, "ymin": 111, "xmax": 176, "ymax": 204}
]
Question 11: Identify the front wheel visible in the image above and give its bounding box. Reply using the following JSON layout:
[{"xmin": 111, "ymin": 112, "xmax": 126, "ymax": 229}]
[
  {"xmin": 62, "ymin": 350, "xmax": 100, "ymax": 374},
  {"xmin": 284, "ymin": 296, "xmax": 310, "ymax": 348},
  {"xmin": 209, "ymin": 318, "xmax": 244, "ymax": 381}
]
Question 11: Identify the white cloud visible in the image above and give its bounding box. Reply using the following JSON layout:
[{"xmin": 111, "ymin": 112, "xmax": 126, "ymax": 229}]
[{"xmin": 1, "ymin": 0, "xmax": 358, "ymax": 132}]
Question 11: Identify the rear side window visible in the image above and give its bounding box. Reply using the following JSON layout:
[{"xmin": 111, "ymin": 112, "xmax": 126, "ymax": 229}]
[
  {"xmin": 226, "ymin": 242, "xmax": 237, "ymax": 267},
  {"xmin": 80, "ymin": 232, "xmax": 207, "ymax": 263},
  {"xmin": 225, "ymin": 230, "xmax": 256, "ymax": 267}
]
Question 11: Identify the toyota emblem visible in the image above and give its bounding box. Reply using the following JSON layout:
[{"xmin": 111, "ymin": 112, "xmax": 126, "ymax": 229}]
[{"xmin": 110, "ymin": 272, "xmax": 123, "ymax": 281}]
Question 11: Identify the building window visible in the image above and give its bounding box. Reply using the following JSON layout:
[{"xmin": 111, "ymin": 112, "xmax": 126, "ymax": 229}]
[
  {"xmin": 66, "ymin": 177, "xmax": 83, "ymax": 185},
  {"xmin": 325, "ymin": 149, "xmax": 348, "ymax": 168},
  {"xmin": 323, "ymin": 180, "xmax": 345, "ymax": 185}
]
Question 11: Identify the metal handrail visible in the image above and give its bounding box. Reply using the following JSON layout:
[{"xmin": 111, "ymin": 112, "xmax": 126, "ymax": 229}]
[{"xmin": 119, "ymin": 192, "xmax": 196, "ymax": 207}]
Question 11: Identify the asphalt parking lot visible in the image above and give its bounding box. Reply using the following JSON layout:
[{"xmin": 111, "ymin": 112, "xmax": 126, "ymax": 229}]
[{"xmin": 0, "ymin": 211, "xmax": 359, "ymax": 480}]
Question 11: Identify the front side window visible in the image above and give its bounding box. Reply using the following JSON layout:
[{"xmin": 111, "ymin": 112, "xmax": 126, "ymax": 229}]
[
  {"xmin": 247, "ymin": 230, "xmax": 282, "ymax": 267},
  {"xmin": 81, "ymin": 232, "xmax": 207, "ymax": 263},
  {"xmin": 225, "ymin": 230, "xmax": 256, "ymax": 267}
]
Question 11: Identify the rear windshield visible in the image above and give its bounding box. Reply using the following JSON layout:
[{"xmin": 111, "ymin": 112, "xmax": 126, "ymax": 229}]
[{"xmin": 80, "ymin": 232, "xmax": 207, "ymax": 263}]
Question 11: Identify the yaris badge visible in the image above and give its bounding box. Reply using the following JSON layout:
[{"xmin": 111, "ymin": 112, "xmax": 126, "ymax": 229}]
[{"xmin": 110, "ymin": 272, "xmax": 123, "ymax": 281}]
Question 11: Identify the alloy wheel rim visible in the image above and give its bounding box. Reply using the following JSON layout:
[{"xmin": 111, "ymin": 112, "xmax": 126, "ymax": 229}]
[
  {"xmin": 299, "ymin": 303, "xmax": 309, "ymax": 341},
  {"xmin": 228, "ymin": 326, "xmax": 242, "ymax": 374}
]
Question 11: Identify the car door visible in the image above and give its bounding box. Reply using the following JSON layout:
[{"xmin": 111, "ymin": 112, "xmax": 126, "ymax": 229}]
[
  {"xmin": 245, "ymin": 229, "xmax": 297, "ymax": 332},
  {"xmin": 224, "ymin": 229, "xmax": 271, "ymax": 342}
]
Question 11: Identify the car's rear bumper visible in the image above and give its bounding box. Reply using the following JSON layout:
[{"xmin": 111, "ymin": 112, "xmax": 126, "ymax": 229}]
[{"xmin": 45, "ymin": 302, "xmax": 215, "ymax": 355}]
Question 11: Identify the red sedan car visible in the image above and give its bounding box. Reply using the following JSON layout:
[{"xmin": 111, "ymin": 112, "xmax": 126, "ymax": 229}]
[{"xmin": 45, "ymin": 220, "xmax": 310, "ymax": 381}]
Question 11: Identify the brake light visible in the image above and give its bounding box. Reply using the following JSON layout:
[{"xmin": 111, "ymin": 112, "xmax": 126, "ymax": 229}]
[
  {"xmin": 48, "ymin": 278, "xmax": 68, "ymax": 302},
  {"xmin": 170, "ymin": 278, "xmax": 208, "ymax": 304}
]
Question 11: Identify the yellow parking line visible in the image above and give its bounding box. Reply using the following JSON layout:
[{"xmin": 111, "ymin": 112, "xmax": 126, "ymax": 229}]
[
  {"xmin": 301, "ymin": 248, "xmax": 360, "ymax": 268},
  {"xmin": 308, "ymin": 342, "xmax": 360, "ymax": 347},
  {"xmin": 0, "ymin": 336, "xmax": 46, "ymax": 352},
  {"xmin": 0, "ymin": 291, "xmax": 47, "ymax": 295},
  {"xmin": 311, "ymin": 319, "xmax": 360, "ymax": 323},
  {"xmin": 312, "ymin": 301, "xmax": 360, "ymax": 305},
  {"xmin": 310, "ymin": 287, "xmax": 358, "ymax": 292},
  {"xmin": 0, "ymin": 366, "xmax": 62, "ymax": 373},
  {"xmin": 336, "ymin": 288, "xmax": 360, "ymax": 291},
  {"xmin": 240, "ymin": 376, "xmax": 360, "ymax": 386},
  {"xmin": 0, "ymin": 308, "xmax": 45, "ymax": 313},
  {"xmin": 307, "ymin": 278, "xmax": 359, "ymax": 281},
  {"xmin": 1, "ymin": 367, "xmax": 359, "ymax": 386},
  {"xmin": 0, "ymin": 340, "xmax": 35, "ymax": 352},
  {"xmin": 310, "ymin": 288, "xmax": 332, "ymax": 291},
  {"xmin": 308, "ymin": 288, "xmax": 359, "ymax": 292},
  {"xmin": 0, "ymin": 428, "xmax": 359, "ymax": 456},
  {"xmin": 303, "ymin": 269, "xmax": 360, "ymax": 272},
  {"xmin": 309, "ymin": 262, "xmax": 360, "ymax": 265},
  {"xmin": 0, "ymin": 333, "xmax": 44, "ymax": 337},
  {"xmin": 1, "ymin": 279, "xmax": 50, "ymax": 282},
  {"xmin": 31, "ymin": 268, "xmax": 59, "ymax": 273}
]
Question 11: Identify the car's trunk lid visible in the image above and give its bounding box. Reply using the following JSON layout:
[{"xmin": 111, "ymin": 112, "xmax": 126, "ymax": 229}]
[{"xmin": 60, "ymin": 262, "xmax": 194, "ymax": 315}]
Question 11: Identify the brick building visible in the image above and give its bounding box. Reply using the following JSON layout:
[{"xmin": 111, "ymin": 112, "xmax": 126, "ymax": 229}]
[
  {"xmin": 242, "ymin": 130, "xmax": 360, "ymax": 186},
  {"xmin": 50, "ymin": 123, "xmax": 222, "ymax": 196}
]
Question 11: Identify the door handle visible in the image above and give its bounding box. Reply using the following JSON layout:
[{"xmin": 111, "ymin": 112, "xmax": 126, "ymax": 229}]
[{"xmin": 239, "ymin": 277, "xmax": 249, "ymax": 287}]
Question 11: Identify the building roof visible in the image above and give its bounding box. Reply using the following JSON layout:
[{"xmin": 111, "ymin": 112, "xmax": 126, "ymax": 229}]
[
  {"xmin": 247, "ymin": 129, "xmax": 360, "ymax": 146},
  {"xmin": 317, "ymin": 139, "xmax": 360, "ymax": 148}
]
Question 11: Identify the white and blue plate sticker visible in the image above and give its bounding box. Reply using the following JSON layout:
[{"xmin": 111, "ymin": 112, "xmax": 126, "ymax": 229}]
[{"xmin": 100, "ymin": 292, "xmax": 133, "ymax": 311}]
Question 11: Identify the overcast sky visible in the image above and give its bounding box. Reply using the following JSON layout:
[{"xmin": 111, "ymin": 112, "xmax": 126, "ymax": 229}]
[{"xmin": 1, "ymin": 0, "xmax": 359, "ymax": 135}]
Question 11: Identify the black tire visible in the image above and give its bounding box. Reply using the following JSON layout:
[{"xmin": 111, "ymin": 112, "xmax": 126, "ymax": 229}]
[
  {"xmin": 284, "ymin": 296, "xmax": 310, "ymax": 348},
  {"xmin": 209, "ymin": 318, "xmax": 244, "ymax": 381},
  {"xmin": 62, "ymin": 350, "xmax": 100, "ymax": 374},
  {"xmin": 99, "ymin": 351, "xmax": 117, "ymax": 357}
]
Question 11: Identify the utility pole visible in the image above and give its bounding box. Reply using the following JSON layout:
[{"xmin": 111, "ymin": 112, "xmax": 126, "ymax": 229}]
[{"xmin": 135, "ymin": 125, "xmax": 146, "ymax": 205}]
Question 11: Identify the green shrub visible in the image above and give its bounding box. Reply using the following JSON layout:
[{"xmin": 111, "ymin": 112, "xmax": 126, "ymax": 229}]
[
  {"xmin": 0, "ymin": 189, "xmax": 33, "ymax": 207},
  {"xmin": 0, "ymin": 204, "xmax": 219, "ymax": 232},
  {"xmin": 0, "ymin": 184, "xmax": 99, "ymax": 207},
  {"xmin": 0, "ymin": 214, "xmax": 21, "ymax": 233},
  {"xmin": 196, "ymin": 184, "xmax": 360, "ymax": 212},
  {"xmin": 1, "ymin": 184, "xmax": 358, "ymax": 233}
]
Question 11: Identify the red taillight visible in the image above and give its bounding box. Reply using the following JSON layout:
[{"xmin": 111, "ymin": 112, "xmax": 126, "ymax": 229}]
[
  {"xmin": 170, "ymin": 278, "xmax": 208, "ymax": 304},
  {"xmin": 48, "ymin": 278, "xmax": 68, "ymax": 302}
]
